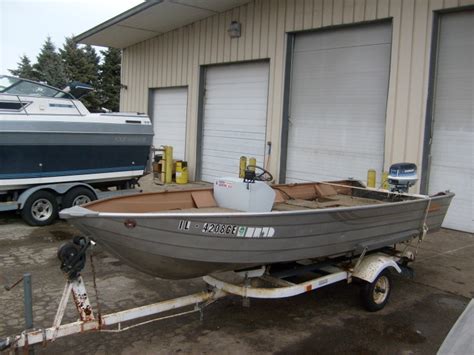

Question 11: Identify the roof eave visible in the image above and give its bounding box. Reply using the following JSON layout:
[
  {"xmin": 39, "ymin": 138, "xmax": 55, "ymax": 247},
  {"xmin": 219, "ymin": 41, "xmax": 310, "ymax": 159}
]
[{"xmin": 73, "ymin": 0, "xmax": 163, "ymax": 46}]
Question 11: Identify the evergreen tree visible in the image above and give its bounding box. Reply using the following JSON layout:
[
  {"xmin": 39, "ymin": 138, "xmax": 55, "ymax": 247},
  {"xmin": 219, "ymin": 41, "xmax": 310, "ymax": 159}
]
[
  {"xmin": 99, "ymin": 48, "xmax": 121, "ymax": 112},
  {"xmin": 81, "ymin": 45, "xmax": 101, "ymax": 111},
  {"xmin": 33, "ymin": 37, "xmax": 66, "ymax": 88},
  {"xmin": 8, "ymin": 37, "xmax": 122, "ymax": 113},
  {"xmin": 60, "ymin": 37, "xmax": 88, "ymax": 82},
  {"xmin": 9, "ymin": 55, "xmax": 37, "ymax": 80},
  {"xmin": 60, "ymin": 38, "xmax": 101, "ymax": 111}
]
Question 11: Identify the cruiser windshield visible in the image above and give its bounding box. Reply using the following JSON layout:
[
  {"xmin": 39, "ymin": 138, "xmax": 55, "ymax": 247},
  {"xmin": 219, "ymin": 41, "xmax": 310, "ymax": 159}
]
[{"xmin": 0, "ymin": 75, "xmax": 71, "ymax": 98}]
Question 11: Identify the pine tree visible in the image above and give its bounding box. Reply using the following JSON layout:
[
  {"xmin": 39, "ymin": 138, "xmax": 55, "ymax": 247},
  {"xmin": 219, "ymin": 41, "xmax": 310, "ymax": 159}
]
[
  {"xmin": 99, "ymin": 48, "xmax": 121, "ymax": 112},
  {"xmin": 60, "ymin": 37, "xmax": 88, "ymax": 82},
  {"xmin": 9, "ymin": 55, "xmax": 37, "ymax": 80},
  {"xmin": 80, "ymin": 45, "xmax": 101, "ymax": 112},
  {"xmin": 60, "ymin": 38, "xmax": 100, "ymax": 111},
  {"xmin": 33, "ymin": 37, "xmax": 67, "ymax": 88}
]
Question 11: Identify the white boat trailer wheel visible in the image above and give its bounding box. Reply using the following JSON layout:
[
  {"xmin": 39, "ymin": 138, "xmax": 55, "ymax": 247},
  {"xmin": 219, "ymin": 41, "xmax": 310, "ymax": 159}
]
[{"xmin": 0, "ymin": 243, "xmax": 416, "ymax": 351}]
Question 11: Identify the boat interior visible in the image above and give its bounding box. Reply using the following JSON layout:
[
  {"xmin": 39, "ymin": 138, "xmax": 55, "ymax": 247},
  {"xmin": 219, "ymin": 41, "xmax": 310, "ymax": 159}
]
[{"xmin": 84, "ymin": 180, "xmax": 420, "ymax": 214}]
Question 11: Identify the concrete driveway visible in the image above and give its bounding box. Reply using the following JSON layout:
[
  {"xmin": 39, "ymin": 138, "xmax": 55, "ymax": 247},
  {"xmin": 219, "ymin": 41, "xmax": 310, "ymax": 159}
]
[{"xmin": 0, "ymin": 184, "xmax": 472, "ymax": 354}]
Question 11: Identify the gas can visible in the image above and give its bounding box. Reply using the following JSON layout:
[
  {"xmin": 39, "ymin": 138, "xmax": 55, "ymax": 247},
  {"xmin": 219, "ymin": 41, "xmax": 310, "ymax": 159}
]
[{"xmin": 176, "ymin": 161, "xmax": 188, "ymax": 184}]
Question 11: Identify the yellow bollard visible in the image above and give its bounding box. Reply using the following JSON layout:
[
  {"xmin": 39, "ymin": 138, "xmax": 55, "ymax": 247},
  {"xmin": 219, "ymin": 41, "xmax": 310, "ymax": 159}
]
[
  {"xmin": 367, "ymin": 169, "xmax": 376, "ymax": 188},
  {"xmin": 382, "ymin": 171, "xmax": 389, "ymax": 190},
  {"xmin": 164, "ymin": 146, "xmax": 173, "ymax": 184},
  {"xmin": 239, "ymin": 156, "xmax": 247, "ymax": 178},
  {"xmin": 248, "ymin": 157, "xmax": 256, "ymax": 172}
]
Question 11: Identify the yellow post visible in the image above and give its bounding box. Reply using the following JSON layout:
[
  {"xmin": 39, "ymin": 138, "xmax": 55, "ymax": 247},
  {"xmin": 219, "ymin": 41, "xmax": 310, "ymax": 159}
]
[
  {"xmin": 239, "ymin": 156, "xmax": 247, "ymax": 178},
  {"xmin": 248, "ymin": 157, "xmax": 256, "ymax": 172},
  {"xmin": 382, "ymin": 171, "xmax": 389, "ymax": 190},
  {"xmin": 164, "ymin": 146, "xmax": 173, "ymax": 184},
  {"xmin": 367, "ymin": 169, "xmax": 376, "ymax": 188}
]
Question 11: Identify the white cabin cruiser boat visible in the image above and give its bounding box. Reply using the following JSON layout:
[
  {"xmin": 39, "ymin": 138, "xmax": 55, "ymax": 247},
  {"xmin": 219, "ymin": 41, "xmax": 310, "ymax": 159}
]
[{"xmin": 0, "ymin": 75, "xmax": 153, "ymax": 192}]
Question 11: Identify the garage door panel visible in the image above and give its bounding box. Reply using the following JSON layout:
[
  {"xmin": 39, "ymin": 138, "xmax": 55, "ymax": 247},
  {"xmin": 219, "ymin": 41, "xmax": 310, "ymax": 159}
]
[
  {"xmin": 293, "ymin": 46, "xmax": 391, "ymax": 77},
  {"xmin": 202, "ymin": 147, "xmax": 265, "ymax": 160},
  {"xmin": 430, "ymin": 132, "xmax": 472, "ymax": 167},
  {"xmin": 202, "ymin": 155, "xmax": 264, "ymax": 171},
  {"xmin": 294, "ymin": 22, "xmax": 391, "ymax": 52},
  {"xmin": 202, "ymin": 137, "xmax": 266, "ymax": 153},
  {"xmin": 287, "ymin": 152, "xmax": 379, "ymax": 183},
  {"xmin": 152, "ymin": 87, "xmax": 187, "ymax": 161},
  {"xmin": 201, "ymin": 156, "xmax": 265, "ymax": 182},
  {"xmin": 203, "ymin": 132, "xmax": 265, "ymax": 143},
  {"xmin": 428, "ymin": 11, "xmax": 473, "ymax": 232},
  {"xmin": 286, "ymin": 22, "xmax": 391, "ymax": 184},
  {"xmin": 204, "ymin": 110, "xmax": 268, "ymax": 121},
  {"xmin": 206, "ymin": 83, "xmax": 269, "ymax": 94},
  {"xmin": 201, "ymin": 62, "xmax": 269, "ymax": 182}
]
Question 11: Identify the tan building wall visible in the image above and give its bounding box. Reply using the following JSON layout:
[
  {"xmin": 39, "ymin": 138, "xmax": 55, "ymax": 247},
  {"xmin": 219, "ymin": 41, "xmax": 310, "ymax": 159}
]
[{"xmin": 119, "ymin": 0, "xmax": 474, "ymax": 184}]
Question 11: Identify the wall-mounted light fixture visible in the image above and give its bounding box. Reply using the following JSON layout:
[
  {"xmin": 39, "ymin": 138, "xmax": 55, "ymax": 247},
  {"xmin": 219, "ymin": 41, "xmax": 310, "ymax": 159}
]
[{"xmin": 228, "ymin": 21, "xmax": 241, "ymax": 38}]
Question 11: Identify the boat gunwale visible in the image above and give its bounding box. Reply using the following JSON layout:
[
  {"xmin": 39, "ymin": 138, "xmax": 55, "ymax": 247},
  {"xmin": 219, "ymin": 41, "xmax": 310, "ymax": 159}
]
[{"xmin": 61, "ymin": 191, "xmax": 455, "ymax": 220}]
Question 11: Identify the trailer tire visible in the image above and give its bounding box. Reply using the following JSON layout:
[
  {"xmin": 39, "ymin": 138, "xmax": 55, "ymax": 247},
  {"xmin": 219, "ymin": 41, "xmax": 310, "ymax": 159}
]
[
  {"xmin": 21, "ymin": 190, "xmax": 58, "ymax": 226},
  {"xmin": 360, "ymin": 270, "xmax": 392, "ymax": 312},
  {"xmin": 62, "ymin": 187, "xmax": 96, "ymax": 208}
]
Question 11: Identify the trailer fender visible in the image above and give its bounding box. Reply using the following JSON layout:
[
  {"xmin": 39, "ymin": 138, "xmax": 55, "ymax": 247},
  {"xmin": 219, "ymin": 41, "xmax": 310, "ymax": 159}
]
[
  {"xmin": 352, "ymin": 254, "xmax": 401, "ymax": 283},
  {"xmin": 17, "ymin": 183, "xmax": 97, "ymax": 209}
]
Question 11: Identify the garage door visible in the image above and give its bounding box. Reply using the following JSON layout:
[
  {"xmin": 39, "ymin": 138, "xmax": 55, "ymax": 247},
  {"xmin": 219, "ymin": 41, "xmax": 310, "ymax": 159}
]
[
  {"xmin": 151, "ymin": 87, "xmax": 187, "ymax": 160},
  {"xmin": 200, "ymin": 62, "xmax": 269, "ymax": 182},
  {"xmin": 428, "ymin": 11, "xmax": 473, "ymax": 233},
  {"xmin": 285, "ymin": 22, "xmax": 391, "ymax": 183}
]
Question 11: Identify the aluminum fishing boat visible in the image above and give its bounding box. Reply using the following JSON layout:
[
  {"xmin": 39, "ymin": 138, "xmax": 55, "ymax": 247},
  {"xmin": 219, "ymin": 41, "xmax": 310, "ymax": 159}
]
[
  {"xmin": 60, "ymin": 173, "xmax": 454, "ymax": 280},
  {"xmin": 0, "ymin": 75, "xmax": 153, "ymax": 191}
]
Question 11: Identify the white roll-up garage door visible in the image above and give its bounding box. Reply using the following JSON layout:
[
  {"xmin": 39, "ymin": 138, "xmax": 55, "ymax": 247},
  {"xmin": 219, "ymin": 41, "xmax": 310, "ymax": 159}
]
[
  {"xmin": 151, "ymin": 87, "xmax": 187, "ymax": 160},
  {"xmin": 428, "ymin": 11, "xmax": 473, "ymax": 233},
  {"xmin": 200, "ymin": 62, "xmax": 269, "ymax": 182},
  {"xmin": 286, "ymin": 22, "xmax": 391, "ymax": 183}
]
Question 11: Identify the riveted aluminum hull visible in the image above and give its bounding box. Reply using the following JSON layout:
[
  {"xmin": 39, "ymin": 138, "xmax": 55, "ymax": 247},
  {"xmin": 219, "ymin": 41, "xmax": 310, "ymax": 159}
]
[{"xmin": 60, "ymin": 191, "xmax": 454, "ymax": 279}]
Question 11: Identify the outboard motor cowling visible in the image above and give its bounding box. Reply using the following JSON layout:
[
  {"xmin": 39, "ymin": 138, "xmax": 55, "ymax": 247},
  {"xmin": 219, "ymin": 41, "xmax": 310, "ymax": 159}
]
[{"xmin": 388, "ymin": 163, "xmax": 418, "ymax": 193}]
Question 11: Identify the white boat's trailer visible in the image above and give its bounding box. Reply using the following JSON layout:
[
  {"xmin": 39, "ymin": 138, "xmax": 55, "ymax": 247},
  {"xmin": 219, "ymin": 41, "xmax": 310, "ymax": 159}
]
[
  {"xmin": 0, "ymin": 181, "xmax": 140, "ymax": 226},
  {"xmin": 0, "ymin": 238, "xmax": 420, "ymax": 352}
]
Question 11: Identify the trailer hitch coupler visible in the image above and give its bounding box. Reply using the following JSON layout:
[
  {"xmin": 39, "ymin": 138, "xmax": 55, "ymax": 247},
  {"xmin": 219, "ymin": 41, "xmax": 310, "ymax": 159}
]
[{"xmin": 0, "ymin": 337, "xmax": 11, "ymax": 351}]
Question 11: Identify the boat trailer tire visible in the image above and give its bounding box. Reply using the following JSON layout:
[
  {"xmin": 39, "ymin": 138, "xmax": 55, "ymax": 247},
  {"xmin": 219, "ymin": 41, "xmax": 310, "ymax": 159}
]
[
  {"xmin": 360, "ymin": 270, "xmax": 392, "ymax": 312},
  {"xmin": 62, "ymin": 187, "xmax": 96, "ymax": 208},
  {"xmin": 21, "ymin": 190, "xmax": 58, "ymax": 226}
]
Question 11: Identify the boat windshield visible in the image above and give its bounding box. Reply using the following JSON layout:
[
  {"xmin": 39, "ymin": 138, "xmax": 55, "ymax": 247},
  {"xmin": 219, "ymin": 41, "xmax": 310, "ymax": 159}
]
[{"xmin": 0, "ymin": 75, "xmax": 72, "ymax": 98}]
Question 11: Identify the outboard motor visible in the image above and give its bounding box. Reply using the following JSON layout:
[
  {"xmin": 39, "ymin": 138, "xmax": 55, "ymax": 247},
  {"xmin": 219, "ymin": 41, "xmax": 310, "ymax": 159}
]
[{"xmin": 388, "ymin": 163, "xmax": 418, "ymax": 193}]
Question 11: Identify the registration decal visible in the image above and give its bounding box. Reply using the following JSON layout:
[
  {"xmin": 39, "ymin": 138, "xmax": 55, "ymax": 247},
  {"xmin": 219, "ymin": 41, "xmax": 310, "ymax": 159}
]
[
  {"xmin": 202, "ymin": 223, "xmax": 238, "ymax": 235},
  {"xmin": 177, "ymin": 220, "xmax": 275, "ymax": 238}
]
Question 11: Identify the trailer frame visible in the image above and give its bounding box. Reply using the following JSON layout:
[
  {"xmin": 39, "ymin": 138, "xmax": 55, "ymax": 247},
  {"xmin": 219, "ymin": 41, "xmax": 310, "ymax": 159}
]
[{"xmin": 0, "ymin": 244, "xmax": 416, "ymax": 351}]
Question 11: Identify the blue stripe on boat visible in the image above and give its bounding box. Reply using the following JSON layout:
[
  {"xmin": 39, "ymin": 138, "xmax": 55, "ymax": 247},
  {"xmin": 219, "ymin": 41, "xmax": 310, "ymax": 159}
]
[{"xmin": 0, "ymin": 166, "xmax": 145, "ymax": 179}]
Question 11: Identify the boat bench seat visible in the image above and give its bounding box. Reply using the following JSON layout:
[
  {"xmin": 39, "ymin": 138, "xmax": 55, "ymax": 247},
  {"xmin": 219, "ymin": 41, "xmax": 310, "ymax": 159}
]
[{"xmin": 272, "ymin": 195, "xmax": 383, "ymax": 211}]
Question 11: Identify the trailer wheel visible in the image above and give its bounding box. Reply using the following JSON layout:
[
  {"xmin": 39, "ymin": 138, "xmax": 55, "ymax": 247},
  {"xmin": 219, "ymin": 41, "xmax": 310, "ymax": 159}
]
[
  {"xmin": 62, "ymin": 187, "xmax": 96, "ymax": 208},
  {"xmin": 21, "ymin": 190, "xmax": 58, "ymax": 226},
  {"xmin": 360, "ymin": 270, "xmax": 392, "ymax": 312}
]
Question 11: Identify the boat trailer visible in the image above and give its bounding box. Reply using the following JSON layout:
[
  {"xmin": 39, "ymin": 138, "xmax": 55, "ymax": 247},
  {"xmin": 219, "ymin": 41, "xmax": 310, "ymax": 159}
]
[{"xmin": 0, "ymin": 237, "xmax": 419, "ymax": 351}]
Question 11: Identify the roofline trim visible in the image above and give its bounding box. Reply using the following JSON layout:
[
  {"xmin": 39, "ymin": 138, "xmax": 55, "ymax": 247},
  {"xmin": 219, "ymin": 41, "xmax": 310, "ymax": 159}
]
[{"xmin": 74, "ymin": 0, "xmax": 163, "ymax": 45}]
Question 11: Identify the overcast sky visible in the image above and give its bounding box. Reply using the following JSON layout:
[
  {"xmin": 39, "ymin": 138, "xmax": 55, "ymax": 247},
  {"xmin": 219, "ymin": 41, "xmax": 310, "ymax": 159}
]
[{"xmin": 0, "ymin": 0, "xmax": 144, "ymax": 74}]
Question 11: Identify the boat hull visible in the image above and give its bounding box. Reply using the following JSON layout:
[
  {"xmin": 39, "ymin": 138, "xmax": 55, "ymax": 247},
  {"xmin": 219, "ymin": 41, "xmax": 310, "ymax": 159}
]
[
  {"xmin": 62, "ymin": 193, "xmax": 454, "ymax": 279},
  {"xmin": 0, "ymin": 119, "xmax": 153, "ymax": 191}
]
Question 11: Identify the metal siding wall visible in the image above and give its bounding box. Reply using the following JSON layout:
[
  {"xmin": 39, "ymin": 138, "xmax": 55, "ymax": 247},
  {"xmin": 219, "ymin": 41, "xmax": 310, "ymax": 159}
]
[{"xmin": 120, "ymin": 0, "xmax": 474, "ymax": 183}]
